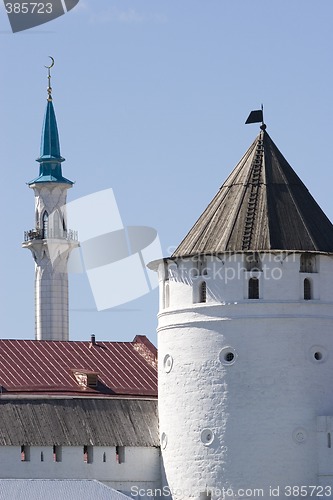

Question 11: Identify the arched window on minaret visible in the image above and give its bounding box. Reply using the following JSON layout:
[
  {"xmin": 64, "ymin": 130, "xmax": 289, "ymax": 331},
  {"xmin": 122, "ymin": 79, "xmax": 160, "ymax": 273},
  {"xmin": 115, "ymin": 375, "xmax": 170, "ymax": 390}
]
[
  {"xmin": 42, "ymin": 211, "xmax": 49, "ymax": 239},
  {"xmin": 53, "ymin": 210, "xmax": 61, "ymax": 238},
  {"xmin": 199, "ymin": 281, "xmax": 207, "ymax": 303},
  {"xmin": 304, "ymin": 278, "xmax": 311, "ymax": 300},
  {"xmin": 248, "ymin": 277, "xmax": 259, "ymax": 299},
  {"xmin": 62, "ymin": 213, "xmax": 67, "ymax": 233}
]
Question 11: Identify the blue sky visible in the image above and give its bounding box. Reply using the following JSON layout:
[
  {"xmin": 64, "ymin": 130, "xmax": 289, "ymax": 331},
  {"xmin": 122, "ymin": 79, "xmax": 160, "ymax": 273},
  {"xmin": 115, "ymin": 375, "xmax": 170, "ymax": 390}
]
[{"xmin": 1, "ymin": 0, "xmax": 333, "ymax": 344}]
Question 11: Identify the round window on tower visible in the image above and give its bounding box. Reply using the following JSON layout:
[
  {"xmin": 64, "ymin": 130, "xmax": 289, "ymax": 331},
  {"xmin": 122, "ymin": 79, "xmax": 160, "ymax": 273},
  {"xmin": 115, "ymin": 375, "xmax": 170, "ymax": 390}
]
[
  {"xmin": 200, "ymin": 428, "xmax": 215, "ymax": 446},
  {"xmin": 219, "ymin": 347, "xmax": 237, "ymax": 366},
  {"xmin": 292, "ymin": 428, "xmax": 308, "ymax": 444},
  {"xmin": 225, "ymin": 352, "xmax": 235, "ymax": 362},
  {"xmin": 163, "ymin": 354, "xmax": 174, "ymax": 373},
  {"xmin": 308, "ymin": 345, "xmax": 327, "ymax": 364}
]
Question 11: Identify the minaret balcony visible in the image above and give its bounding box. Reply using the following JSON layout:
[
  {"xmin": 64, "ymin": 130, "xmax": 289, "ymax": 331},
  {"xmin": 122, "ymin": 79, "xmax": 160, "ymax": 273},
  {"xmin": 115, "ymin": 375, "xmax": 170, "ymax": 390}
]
[{"xmin": 23, "ymin": 228, "xmax": 78, "ymax": 242}]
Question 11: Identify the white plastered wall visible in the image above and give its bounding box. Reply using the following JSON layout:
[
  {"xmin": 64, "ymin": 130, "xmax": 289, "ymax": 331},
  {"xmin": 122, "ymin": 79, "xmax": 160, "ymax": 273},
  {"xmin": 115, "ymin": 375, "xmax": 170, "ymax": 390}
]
[{"xmin": 157, "ymin": 253, "xmax": 333, "ymax": 499}]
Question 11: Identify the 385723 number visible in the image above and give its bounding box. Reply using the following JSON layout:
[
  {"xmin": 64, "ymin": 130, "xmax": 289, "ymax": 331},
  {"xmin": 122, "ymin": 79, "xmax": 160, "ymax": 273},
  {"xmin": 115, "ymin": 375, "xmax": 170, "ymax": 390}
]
[
  {"xmin": 284, "ymin": 485, "xmax": 332, "ymax": 496},
  {"xmin": 5, "ymin": 3, "xmax": 53, "ymax": 14}
]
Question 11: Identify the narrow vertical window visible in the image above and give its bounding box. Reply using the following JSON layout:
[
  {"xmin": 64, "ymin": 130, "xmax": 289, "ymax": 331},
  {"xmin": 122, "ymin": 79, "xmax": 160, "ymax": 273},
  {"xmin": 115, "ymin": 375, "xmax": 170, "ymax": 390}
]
[
  {"xmin": 53, "ymin": 445, "xmax": 62, "ymax": 462},
  {"xmin": 40, "ymin": 451, "xmax": 44, "ymax": 462},
  {"xmin": 42, "ymin": 211, "xmax": 49, "ymax": 239},
  {"xmin": 248, "ymin": 277, "xmax": 259, "ymax": 299},
  {"xmin": 164, "ymin": 282, "xmax": 170, "ymax": 309},
  {"xmin": 328, "ymin": 433, "xmax": 331, "ymax": 449},
  {"xmin": 199, "ymin": 281, "xmax": 207, "ymax": 303},
  {"xmin": 116, "ymin": 445, "xmax": 125, "ymax": 464},
  {"xmin": 304, "ymin": 278, "xmax": 311, "ymax": 300},
  {"xmin": 103, "ymin": 452, "xmax": 106, "ymax": 463},
  {"xmin": 21, "ymin": 445, "xmax": 30, "ymax": 462}
]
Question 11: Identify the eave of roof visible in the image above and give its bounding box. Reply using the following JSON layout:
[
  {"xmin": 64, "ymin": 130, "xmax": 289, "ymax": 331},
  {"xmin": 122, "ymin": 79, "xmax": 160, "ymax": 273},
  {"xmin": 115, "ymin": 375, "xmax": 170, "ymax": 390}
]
[
  {"xmin": 0, "ymin": 398, "xmax": 159, "ymax": 447},
  {"xmin": 28, "ymin": 174, "xmax": 73, "ymax": 185},
  {"xmin": 0, "ymin": 480, "xmax": 133, "ymax": 500}
]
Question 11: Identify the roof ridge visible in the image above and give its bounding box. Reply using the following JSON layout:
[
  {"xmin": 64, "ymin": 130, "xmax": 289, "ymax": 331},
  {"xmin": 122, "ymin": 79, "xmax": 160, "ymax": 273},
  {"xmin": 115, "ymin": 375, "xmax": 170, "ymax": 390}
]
[
  {"xmin": 266, "ymin": 133, "xmax": 318, "ymax": 251},
  {"xmin": 132, "ymin": 335, "xmax": 157, "ymax": 369}
]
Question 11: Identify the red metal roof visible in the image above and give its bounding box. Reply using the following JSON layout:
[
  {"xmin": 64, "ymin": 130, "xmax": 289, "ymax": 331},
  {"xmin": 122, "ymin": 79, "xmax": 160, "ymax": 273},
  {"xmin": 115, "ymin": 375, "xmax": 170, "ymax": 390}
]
[{"xmin": 0, "ymin": 335, "xmax": 157, "ymax": 397}]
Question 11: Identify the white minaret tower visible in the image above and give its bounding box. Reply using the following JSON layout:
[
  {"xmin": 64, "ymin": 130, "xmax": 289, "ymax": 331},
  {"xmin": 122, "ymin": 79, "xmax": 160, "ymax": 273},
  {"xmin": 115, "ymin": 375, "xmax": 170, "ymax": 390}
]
[
  {"xmin": 150, "ymin": 118, "xmax": 333, "ymax": 499},
  {"xmin": 22, "ymin": 59, "xmax": 78, "ymax": 341}
]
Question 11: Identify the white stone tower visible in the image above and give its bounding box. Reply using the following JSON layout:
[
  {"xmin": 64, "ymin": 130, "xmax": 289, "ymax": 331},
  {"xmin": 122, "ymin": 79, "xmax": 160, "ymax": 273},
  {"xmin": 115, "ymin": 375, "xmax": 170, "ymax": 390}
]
[
  {"xmin": 22, "ymin": 61, "xmax": 78, "ymax": 341},
  {"xmin": 150, "ymin": 121, "xmax": 333, "ymax": 499}
]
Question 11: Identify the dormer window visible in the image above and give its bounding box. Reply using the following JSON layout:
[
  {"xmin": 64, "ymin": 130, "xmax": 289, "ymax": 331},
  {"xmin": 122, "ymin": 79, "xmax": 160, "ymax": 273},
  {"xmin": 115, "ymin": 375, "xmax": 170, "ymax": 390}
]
[
  {"xmin": 72, "ymin": 370, "xmax": 98, "ymax": 389},
  {"xmin": 300, "ymin": 254, "xmax": 317, "ymax": 273},
  {"xmin": 87, "ymin": 373, "xmax": 98, "ymax": 387}
]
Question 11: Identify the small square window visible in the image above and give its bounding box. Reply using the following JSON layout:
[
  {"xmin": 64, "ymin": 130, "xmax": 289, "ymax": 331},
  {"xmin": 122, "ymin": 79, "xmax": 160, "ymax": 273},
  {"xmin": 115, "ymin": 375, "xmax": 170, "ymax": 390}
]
[
  {"xmin": 116, "ymin": 445, "xmax": 125, "ymax": 464},
  {"xmin": 53, "ymin": 445, "xmax": 62, "ymax": 462},
  {"xmin": 83, "ymin": 445, "xmax": 93, "ymax": 464},
  {"xmin": 21, "ymin": 445, "xmax": 30, "ymax": 462}
]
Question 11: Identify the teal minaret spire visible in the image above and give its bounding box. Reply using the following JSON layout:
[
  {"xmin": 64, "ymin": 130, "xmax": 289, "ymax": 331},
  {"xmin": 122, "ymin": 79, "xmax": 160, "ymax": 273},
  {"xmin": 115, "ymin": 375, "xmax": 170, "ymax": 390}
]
[
  {"xmin": 23, "ymin": 58, "xmax": 78, "ymax": 341},
  {"xmin": 29, "ymin": 59, "xmax": 72, "ymax": 186}
]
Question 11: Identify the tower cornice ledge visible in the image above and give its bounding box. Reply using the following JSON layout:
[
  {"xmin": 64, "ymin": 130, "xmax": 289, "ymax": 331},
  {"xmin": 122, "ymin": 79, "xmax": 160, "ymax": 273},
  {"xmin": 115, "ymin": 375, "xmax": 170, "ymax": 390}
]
[{"xmin": 148, "ymin": 250, "xmax": 333, "ymax": 271}]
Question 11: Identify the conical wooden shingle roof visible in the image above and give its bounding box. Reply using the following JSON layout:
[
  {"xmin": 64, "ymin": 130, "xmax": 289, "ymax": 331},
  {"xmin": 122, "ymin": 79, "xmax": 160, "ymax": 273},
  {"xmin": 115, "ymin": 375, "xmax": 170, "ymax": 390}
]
[{"xmin": 173, "ymin": 128, "xmax": 333, "ymax": 257}]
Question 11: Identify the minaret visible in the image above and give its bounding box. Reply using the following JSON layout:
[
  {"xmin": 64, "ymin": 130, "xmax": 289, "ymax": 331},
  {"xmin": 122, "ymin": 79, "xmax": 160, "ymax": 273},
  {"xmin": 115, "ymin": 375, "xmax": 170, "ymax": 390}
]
[
  {"xmin": 22, "ymin": 59, "xmax": 78, "ymax": 341},
  {"xmin": 150, "ymin": 121, "xmax": 333, "ymax": 498}
]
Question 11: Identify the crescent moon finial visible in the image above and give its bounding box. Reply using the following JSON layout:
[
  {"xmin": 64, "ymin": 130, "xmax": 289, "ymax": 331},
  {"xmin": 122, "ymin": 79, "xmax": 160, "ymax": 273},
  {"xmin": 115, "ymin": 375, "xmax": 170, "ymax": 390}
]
[
  {"xmin": 44, "ymin": 56, "xmax": 55, "ymax": 70},
  {"xmin": 44, "ymin": 56, "xmax": 55, "ymax": 101}
]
